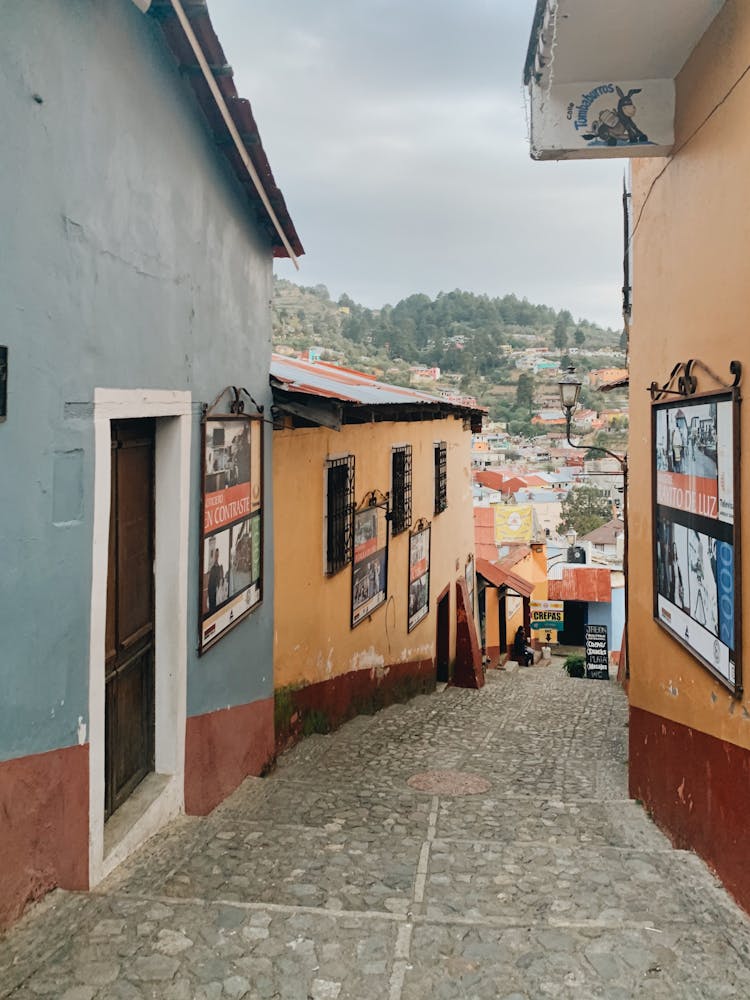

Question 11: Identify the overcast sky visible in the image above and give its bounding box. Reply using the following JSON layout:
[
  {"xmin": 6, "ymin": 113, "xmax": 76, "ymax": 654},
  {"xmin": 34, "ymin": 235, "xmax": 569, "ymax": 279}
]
[{"xmin": 208, "ymin": 0, "xmax": 625, "ymax": 330}]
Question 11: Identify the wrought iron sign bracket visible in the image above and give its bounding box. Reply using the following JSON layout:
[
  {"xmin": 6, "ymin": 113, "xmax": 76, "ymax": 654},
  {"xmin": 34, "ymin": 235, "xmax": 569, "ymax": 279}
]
[
  {"xmin": 648, "ymin": 360, "xmax": 742, "ymax": 401},
  {"xmin": 203, "ymin": 385, "xmax": 265, "ymax": 419},
  {"xmin": 357, "ymin": 489, "xmax": 389, "ymax": 512}
]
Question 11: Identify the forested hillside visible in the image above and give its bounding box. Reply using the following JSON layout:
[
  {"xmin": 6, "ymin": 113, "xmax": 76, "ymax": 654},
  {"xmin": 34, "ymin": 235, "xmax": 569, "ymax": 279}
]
[{"xmin": 272, "ymin": 279, "xmax": 626, "ymax": 421}]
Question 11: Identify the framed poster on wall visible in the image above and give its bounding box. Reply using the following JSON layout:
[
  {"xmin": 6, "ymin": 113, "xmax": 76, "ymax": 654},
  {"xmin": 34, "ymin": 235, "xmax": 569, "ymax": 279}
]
[
  {"xmin": 200, "ymin": 411, "xmax": 263, "ymax": 653},
  {"xmin": 408, "ymin": 522, "xmax": 431, "ymax": 632},
  {"xmin": 652, "ymin": 389, "xmax": 741, "ymax": 694},
  {"xmin": 351, "ymin": 503, "xmax": 388, "ymax": 628}
]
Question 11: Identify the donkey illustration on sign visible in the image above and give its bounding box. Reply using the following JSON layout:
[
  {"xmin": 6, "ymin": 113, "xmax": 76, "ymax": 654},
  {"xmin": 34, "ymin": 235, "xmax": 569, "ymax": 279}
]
[{"xmin": 583, "ymin": 87, "xmax": 649, "ymax": 146}]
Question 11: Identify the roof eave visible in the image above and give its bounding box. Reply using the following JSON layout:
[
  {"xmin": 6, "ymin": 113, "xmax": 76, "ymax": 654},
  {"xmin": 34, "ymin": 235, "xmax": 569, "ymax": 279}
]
[{"xmin": 145, "ymin": 0, "xmax": 304, "ymax": 258}]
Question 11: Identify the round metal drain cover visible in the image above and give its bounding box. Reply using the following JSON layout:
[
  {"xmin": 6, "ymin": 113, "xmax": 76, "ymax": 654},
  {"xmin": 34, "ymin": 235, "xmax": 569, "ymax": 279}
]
[{"xmin": 407, "ymin": 770, "xmax": 491, "ymax": 795}]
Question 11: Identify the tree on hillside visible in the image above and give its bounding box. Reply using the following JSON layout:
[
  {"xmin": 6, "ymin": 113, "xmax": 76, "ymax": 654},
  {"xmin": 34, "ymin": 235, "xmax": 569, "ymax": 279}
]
[
  {"xmin": 553, "ymin": 317, "xmax": 569, "ymax": 350},
  {"xmin": 515, "ymin": 372, "xmax": 535, "ymax": 416},
  {"xmin": 619, "ymin": 329, "xmax": 628, "ymax": 351},
  {"xmin": 557, "ymin": 485, "xmax": 612, "ymax": 536},
  {"xmin": 574, "ymin": 328, "xmax": 586, "ymax": 346}
]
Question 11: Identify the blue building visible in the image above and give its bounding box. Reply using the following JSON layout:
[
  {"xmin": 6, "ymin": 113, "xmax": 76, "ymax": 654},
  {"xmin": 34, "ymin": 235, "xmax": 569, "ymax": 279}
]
[{"xmin": 0, "ymin": 0, "xmax": 302, "ymax": 927}]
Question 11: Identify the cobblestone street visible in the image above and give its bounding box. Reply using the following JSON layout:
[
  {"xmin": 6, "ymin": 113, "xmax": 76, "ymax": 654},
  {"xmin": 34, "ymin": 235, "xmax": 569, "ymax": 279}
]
[{"xmin": 3, "ymin": 662, "xmax": 750, "ymax": 999}]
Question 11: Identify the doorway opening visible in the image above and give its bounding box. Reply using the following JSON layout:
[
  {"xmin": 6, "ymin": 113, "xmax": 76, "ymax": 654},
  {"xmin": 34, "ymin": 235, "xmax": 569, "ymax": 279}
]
[
  {"xmin": 436, "ymin": 589, "xmax": 450, "ymax": 683},
  {"xmin": 89, "ymin": 389, "xmax": 191, "ymax": 887},
  {"xmin": 105, "ymin": 419, "xmax": 156, "ymax": 819}
]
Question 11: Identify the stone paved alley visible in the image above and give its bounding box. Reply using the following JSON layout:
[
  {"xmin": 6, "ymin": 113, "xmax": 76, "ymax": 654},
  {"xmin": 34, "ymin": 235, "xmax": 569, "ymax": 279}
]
[{"xmin": 3, "ymin": 663, "xmax": 750, "ymax": 1000}]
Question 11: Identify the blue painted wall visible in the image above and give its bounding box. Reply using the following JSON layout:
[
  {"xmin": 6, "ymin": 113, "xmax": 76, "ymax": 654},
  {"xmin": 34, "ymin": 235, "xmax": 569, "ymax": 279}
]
[
  {"xmin": 0, "ymin": 0, "xmax": 277, "ymax": 760},
  {"xmin": 586, "ymin": 591, "xmax": 625, "ymax": 652}
]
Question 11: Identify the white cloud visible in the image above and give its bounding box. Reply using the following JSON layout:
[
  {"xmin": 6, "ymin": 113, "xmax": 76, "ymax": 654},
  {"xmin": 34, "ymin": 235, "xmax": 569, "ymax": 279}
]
[{"xmin": 207, "ymin": 0, "xmax": 625, "ymax": 328}]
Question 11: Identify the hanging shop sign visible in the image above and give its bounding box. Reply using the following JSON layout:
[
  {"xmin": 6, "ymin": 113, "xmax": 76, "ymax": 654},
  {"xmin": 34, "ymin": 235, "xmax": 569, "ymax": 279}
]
[
  {"xmin": 652, "ymin": 388, "xmax": 741, "ymax": 694},
  {"xmin": 352, "ymin": 496, "xmax": 389, "ymax": 628},
  {"xmin": 584, "ymin": 624, "xmax": 609, "ymax": 680},
  {"xmin": 200, "ymin": 388, "xmax": 263, "ymax": 654},
  {"xmin": 530, "ymin": 599, "xmax": 565, "ymax": 631},
  {"xmin": 494, "ymin": 504, "xmax": 533, "ymax": 544},
  {"xmin": 408, "ymin": 521, "xmax": 431, "ymax": 632}
]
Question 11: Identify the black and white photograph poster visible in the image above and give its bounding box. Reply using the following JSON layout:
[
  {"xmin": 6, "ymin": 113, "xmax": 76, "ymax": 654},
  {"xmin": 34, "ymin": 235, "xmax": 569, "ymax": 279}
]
[
  {"xmin": 408, "ymin": 525, "xmax": 431, "ymax": 632},
  {"xmin": 653, "ymin": 392, "xmax": 738, "ymax": 690},
  {"xmin": 352, "ymin": 505, "xmax": 388, "ymax": 627}
]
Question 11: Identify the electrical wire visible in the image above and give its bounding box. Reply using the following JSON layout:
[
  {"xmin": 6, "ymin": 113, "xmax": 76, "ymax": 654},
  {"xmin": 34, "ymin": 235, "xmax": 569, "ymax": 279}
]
[{"xmin": 630, "ymin": 58, "xmax": 750, "ymax": 248}]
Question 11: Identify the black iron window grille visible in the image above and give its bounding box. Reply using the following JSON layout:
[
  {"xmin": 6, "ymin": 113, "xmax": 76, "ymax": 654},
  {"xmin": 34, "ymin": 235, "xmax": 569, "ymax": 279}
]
[
  {"xmin": 326, "ymin": 455, "xmax": 355, "ymax": 574},
  {"xmin": 434, "ymin": 441, "xmax": 447, "ymax": 514},
  {"xmin": 391, "ymin": 445, "xmax": 412, "ymax": 535}
]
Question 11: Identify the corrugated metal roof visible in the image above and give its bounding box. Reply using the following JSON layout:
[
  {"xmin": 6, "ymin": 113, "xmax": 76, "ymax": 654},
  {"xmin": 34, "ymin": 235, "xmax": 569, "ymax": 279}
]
[
  {"xmin": 476, "ymin": 558, "xmax": 535, "ymax": 598},
  {"xmin": 148, "ymin": 1, "xmax": 303, "ymax": 259},
  {"xmin": 548, "ymin": 568, "xmax": 611, "ymax": 603},
  {"xmin": 271, "ymin": 355, "xmax": 485, "ymax": 415}
]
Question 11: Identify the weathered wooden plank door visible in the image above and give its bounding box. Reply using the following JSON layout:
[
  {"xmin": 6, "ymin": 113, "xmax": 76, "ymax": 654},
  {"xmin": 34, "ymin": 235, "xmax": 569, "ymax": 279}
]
[{"xmin": 105, "ymin": 419, "xmax": 156, "ymax": 819}]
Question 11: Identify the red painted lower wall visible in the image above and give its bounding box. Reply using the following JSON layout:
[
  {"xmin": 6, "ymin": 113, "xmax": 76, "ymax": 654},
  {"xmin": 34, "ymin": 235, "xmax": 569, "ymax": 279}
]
[
  {"xmin": 629, "ymin": 705, "xmax": 750, "ymax": 914},
  {"xmin": 0, "ymin": 744, "xmax": 89, "ymax": 931},
  {"xmin": 185, "ymin": 698, "xmax": 275, "ymax": 816},
  {"xmin": 276, "ymin": 658, "xmax": 435, "ymax": 752},
  {"xmin": 454, "ymin": 578, "xmax": 484, "ymax": 689},
  {"xmin": 484, "ymin": 644, "xmax": 501, "ymax": 669}
]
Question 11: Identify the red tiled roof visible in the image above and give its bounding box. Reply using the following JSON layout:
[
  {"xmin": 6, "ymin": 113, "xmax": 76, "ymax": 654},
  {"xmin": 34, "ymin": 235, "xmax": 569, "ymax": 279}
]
[
  {"xmin": 476, "ymin": 558, "xmax": 535, "ymax": 598},
  {"xmin": 475, "ymin": 470, "xmax": 505, "ymax": 491},
  {"xmin": 148, "ymin": 0, "xmax": 303, "ymax": 258},
  {"xmin": 473, "ymin": 508, "xmax": 497, "ymax": 561},
  {"xmin": 548, "ymin": 568, "xmax": 611, "ymax": 603},
  {"xmin": 580, "ymin": 518, "xmax": 624, "ymax": 546},
  {"xmin": 496, "ymin": 545, "xmax": 532, "ymax": 571}
]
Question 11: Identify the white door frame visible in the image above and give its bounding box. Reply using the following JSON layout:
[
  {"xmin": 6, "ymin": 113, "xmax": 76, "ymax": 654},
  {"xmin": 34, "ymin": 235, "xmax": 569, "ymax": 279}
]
[{"xmin": 88, "ymin": 388, "xmax": 192, "ymax": 886}]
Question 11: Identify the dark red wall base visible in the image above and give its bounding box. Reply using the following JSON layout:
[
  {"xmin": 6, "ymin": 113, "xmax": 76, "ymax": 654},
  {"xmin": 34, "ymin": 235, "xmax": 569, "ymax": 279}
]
[
  {"xmin": 185, "ymin": 698, "xmax": 275, "ymax": 815},
  {"xmin": 629, "ymin": 705, "xmax": 750, "ymax": 914},
  {"xmin": 276, "ymin": 658, "xmax": 435, "ymax": 752},
  {"xmin": 0, "ymin": 744, "xmax": 89, "ymax": 931},
  {"xmin": 484, "ymin": 644, "xmax": 501, "ymax": 669},
  {"xmin": 454, "ymin": 578, "xmax": 484, "ymax": 689}
]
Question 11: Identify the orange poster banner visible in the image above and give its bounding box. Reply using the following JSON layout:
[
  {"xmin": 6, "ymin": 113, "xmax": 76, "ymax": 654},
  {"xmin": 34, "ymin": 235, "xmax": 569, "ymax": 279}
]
[
  {"xmin": 204, "ymin": 482, "xmax": 252, "ymax": 533},
  {"xmin": 656, "ymin": 471, "xmax": 719, "ymax": 520}
]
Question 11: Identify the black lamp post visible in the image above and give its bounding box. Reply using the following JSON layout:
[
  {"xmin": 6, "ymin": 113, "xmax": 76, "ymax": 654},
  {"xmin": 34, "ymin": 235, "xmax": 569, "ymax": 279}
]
[
  {"xmin": 557, "ymin": 364, "xmax": 629, "ymax": 679},
  {"xmin": 557, "ymin": 366, "xmax": 627, "ymax": 474}
]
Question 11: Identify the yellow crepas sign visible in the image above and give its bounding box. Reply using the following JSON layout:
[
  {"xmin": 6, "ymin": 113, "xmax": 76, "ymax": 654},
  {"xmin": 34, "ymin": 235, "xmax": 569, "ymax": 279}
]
[{"xmin": 493, "ymin": 504, "xmax": 533, "ymax": 543}]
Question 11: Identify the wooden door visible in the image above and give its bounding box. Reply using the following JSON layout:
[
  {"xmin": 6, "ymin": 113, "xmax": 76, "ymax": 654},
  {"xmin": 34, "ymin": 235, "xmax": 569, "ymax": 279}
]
[
  {"xmin": 436, "ymin": 591, "xmax": 450, "ymax": 683},
  {"xmin": 105, "ymin": 419, "xmax": 156, "ymax": 819}
]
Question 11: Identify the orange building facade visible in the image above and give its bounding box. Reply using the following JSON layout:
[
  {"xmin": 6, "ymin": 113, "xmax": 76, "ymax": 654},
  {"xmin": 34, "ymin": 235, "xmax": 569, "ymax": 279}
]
[
  {"xmin": 526, "ymin": 0, "xmax": 750, "ymax": 911},
  {"xmin": 627, "ymin": 1, "xmax": 750, "ymax": 912},
  {"xmin": 271, "ymin": 357, "xmax": 483, "ymax": 746}
]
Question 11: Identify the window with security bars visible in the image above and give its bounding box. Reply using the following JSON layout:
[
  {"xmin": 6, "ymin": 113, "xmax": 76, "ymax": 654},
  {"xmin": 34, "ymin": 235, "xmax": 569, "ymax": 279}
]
[
  {"xmin": 434, "ymin": 441, "xmax": 447, "ymax": 514},
  {"xmin": 391, "ymin": 445, "xmax": 412, "ymax": 535},
  {"xmin": 325, "ymin": 455, "xmax": 355, "ymax": 574}
]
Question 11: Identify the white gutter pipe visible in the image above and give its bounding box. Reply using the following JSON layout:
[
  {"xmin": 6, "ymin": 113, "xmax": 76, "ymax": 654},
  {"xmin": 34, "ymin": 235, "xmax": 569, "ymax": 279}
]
[{"xmin": 130, "ymin": 0, "xmax": 299, "ymax": 267}]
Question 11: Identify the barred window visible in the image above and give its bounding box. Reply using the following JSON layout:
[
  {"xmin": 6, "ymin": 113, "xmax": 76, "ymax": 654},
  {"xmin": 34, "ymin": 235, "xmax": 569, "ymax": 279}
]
[
  {"xmin": 434, "ymin": 441, "xmax": 447, "ymax": 514},
  {"xmin": 391, "ymin": 445, "xmax": 412, "ymax": 535},
  {"xmin": 325, "ymin": 455, "xmax": 355, "ymax": 574}
]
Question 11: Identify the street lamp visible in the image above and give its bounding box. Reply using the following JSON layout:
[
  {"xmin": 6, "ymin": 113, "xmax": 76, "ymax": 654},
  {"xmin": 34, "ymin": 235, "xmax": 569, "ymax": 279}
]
[
  {"xmin": 559, "ymin": 366, "xmax": 582, "ymax": 421},
  {"xmin": 557, "ymin": 366, "xmax": 626, "ymax": 473},
  {"xmin": 557, "ymin": 364, "xmax": 629, "ymax": 680}
]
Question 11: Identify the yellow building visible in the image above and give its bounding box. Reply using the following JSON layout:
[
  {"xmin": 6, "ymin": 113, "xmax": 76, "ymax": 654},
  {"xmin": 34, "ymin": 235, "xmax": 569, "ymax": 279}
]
[
  {"xmin": 271, "ymin": 356, "xmax": 484, "ymax": 746},
  {"xmin": 526, "ymin": 0, "xmax": 750, "ymax": 910}
]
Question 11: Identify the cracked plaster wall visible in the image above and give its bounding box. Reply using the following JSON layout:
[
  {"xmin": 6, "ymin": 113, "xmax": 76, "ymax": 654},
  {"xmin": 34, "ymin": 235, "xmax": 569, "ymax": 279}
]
[{"xmin": 0, "ymin": 0, "xmax": 275, "ymax": 760}]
